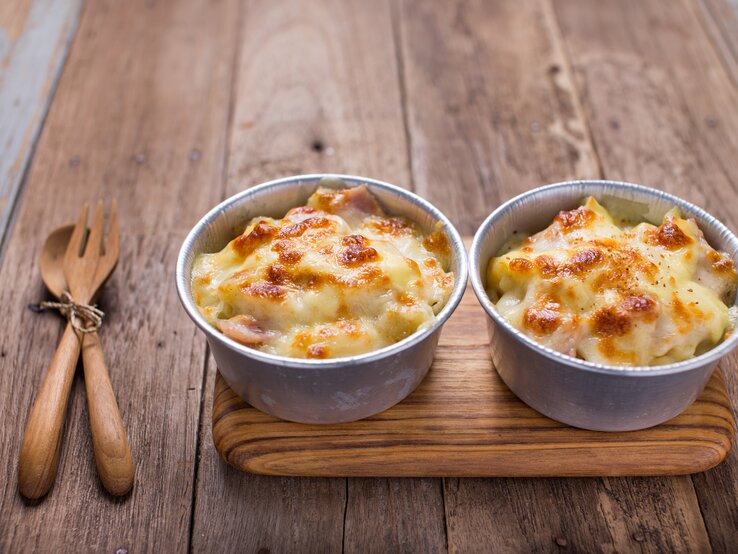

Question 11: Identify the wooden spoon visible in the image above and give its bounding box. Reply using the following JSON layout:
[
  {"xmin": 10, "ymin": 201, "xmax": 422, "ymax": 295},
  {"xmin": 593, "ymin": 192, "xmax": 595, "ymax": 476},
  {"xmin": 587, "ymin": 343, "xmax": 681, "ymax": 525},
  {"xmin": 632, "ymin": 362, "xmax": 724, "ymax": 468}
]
[
  {"xmin": 19, "ymin": 204, "xmax": 133, "ymax": 498},
  {"xmin": 42, "ymin": 218, "xmax": 133, "ymax": 497}
]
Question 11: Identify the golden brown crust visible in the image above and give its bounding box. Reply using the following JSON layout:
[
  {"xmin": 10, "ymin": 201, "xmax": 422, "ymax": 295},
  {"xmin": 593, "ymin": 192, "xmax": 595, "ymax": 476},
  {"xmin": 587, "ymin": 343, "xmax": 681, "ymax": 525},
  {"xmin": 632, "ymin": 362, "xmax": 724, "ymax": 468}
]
[
  {"xmin": 192, "ymin": 185, "xmax": 454, "ymax": 358},
  {"xmin": 233, "ymin": 222, "xmax": 277, "ymax": 258},
  {"xmin": 487, "ymin": 196, "xmax": 736, "ymax": 366},
  {"xmin": 554, "ymin": 206, "xmax": 595, "ymax": 231},
  {"xmin": 508, "ymin": 258, "xmax": 535, "ymax": 274},
  {"xmin": 713, "ymin": 257, "xmax": 736, "ymax": 274},
  {"xmin": 591, "ymin": 306, "xmax": 632, "ymax": 337},
  {"xmin": 369, "ymin": 217, "xmax": 412, "ymax": 237},
  {"xmin": 534, "ymin": 255, "xmax": 558, "ymax": 278},
  {"xmin": 271, "ymin": 240, "xmax": 304, "ymax": 264},
  {"xmin": 523, "ymin": 301, "xmax": 562, "ymax": 335},
  {"xmin": 564, "ymin": 248, "xmax": 604, "ymax": 276},
  {"xmin": 277, "ymin": 216, "xmax": 332, "ymax": 239},
  {"xmin": 423, "ymin": 229, "xmax": 451, "ymax": 259},
  {"xmin": 265, "ymin": 264, "xmax": 291, "ymax": 285},
  {"xmin": 649, "ymin": 221, "xmax": 692, "ymax": 250},
  {"xmin": 338, "ymin": 234, "xmax": 379, "ymax": 267},
  {"xmin": 240, "ymin": 282, "xmax": 288, "ymax": 301}
]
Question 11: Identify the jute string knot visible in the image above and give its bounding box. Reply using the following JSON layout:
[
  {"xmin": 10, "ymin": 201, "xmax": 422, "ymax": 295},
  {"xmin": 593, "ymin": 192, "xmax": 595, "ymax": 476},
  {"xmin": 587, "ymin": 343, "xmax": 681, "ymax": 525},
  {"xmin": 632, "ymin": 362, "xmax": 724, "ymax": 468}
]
[{"xmin": 37, "ymin": 291, "xmax": 104, "ymax": 334}]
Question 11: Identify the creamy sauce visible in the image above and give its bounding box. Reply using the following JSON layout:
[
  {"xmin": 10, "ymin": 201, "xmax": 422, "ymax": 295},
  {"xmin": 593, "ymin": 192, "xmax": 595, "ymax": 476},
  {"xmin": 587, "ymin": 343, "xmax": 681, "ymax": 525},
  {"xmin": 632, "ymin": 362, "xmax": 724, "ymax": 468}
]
[
  {"xmin": 487, "ymin": 197, "xmax": 737, "ymax": 366},
  {"xmin": 192, "ymin": 186, "xmax": 453, "ymax": 358}
]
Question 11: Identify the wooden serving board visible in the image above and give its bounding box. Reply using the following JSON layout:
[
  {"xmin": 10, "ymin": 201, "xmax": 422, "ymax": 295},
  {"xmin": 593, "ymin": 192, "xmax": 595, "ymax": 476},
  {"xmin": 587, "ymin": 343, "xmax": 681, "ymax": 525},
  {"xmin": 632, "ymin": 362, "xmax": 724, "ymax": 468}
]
[{"xmin": 212, "ymin": 288, "xmax": 735, "ymax": 477}]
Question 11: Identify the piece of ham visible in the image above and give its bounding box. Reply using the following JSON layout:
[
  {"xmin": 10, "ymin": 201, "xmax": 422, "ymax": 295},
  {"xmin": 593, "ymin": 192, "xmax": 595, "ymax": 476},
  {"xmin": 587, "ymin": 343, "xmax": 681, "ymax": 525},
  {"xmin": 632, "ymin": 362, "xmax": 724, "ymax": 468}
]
[
  {"xmin": 307, "ymin": 185, "xmax": 383, "ymax": 226},
  {"xmin": 219, "ymin": 315, "xmax": 272, "ymax": 347}
]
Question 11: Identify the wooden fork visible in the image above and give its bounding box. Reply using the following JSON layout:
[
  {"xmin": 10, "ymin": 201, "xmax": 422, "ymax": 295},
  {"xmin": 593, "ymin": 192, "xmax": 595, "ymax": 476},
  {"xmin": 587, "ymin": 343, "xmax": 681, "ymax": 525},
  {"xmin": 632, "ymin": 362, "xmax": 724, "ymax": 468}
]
[{"xmin": 18, "ymin": 201, "xmax": 133, "ymax": 498}]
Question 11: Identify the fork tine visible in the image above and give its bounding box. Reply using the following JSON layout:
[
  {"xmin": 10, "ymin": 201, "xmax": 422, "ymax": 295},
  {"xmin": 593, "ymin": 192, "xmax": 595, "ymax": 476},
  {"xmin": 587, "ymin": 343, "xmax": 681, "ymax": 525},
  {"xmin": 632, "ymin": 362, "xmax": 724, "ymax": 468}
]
[
  {"xmin": 104, "ymin": 199, "xmax": 119, "ymax": 260},
  {"xmin": 86, "ymin": 200, "xmax": 105, "ymax": 256},
  {"xmin": 65, "ymin": 203, "xmax": 89, "ymax": 260}
]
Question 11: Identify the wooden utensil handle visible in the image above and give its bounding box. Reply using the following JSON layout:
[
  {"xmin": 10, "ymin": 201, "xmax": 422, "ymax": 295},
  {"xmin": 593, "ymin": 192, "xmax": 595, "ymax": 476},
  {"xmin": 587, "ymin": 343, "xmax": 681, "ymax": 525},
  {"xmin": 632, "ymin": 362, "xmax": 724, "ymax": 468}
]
[
  {"xmin": 18, "ymin": 323, "xmax": 81, "ymax": 499},
  {"xmin": 82, "ymin": 331, "xmax": 134, "ymax": 496}
]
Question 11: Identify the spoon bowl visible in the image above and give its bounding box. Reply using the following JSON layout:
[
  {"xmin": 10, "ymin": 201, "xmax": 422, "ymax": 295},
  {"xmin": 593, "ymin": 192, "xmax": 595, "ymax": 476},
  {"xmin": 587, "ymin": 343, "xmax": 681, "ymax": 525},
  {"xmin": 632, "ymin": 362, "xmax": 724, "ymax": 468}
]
[{"xmin": 40, "ymin": 225, "xmax": 73, "ymax": 299}]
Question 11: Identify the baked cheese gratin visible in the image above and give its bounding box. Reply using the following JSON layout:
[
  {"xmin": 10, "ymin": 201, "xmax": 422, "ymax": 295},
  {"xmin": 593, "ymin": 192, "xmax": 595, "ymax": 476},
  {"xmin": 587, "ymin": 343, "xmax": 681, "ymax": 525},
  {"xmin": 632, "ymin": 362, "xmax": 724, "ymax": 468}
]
[
  {"xmin": 192, "ymin": 186, "xmax": 453, "ymax": 359},
  {"xmin": 487, "ymin": 197, "xmax": 737, "ymax": 366}
]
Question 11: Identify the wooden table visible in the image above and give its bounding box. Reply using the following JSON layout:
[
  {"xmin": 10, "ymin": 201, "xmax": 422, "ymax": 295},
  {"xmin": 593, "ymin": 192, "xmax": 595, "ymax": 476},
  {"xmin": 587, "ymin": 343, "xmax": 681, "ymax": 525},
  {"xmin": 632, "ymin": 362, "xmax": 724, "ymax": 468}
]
[{"xmin": 2, "ymin": 0, "xmax": 738, "ymax": 551}]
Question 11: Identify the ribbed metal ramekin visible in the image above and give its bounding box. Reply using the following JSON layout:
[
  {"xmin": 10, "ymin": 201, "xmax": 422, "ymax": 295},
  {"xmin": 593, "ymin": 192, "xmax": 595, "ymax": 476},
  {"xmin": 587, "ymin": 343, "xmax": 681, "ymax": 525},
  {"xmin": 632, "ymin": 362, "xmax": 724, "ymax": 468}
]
[
  {"xmin": 176, "ymin": 174, "xmax": 467, "ymax": 424},
  {"xmin": 470, "ymin": 180, "xmax": 738, "ymax": 431}
]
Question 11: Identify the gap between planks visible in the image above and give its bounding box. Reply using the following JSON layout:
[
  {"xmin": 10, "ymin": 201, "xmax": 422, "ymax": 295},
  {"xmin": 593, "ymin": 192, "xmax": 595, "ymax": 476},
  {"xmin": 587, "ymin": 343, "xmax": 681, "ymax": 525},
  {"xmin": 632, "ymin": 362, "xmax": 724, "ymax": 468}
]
[
  {"xmin": 690, "ymin": 0, "xmax": 738, "ymax": 89},
  {"xmin": 540, "ymin": 0, "xmax": 604, "ymax": 180}
]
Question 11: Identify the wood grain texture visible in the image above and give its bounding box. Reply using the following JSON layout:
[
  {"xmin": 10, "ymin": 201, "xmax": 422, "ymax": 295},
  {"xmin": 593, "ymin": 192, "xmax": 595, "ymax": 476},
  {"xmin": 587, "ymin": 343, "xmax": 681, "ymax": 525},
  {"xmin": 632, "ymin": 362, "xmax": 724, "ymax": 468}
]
[
  {"xmin": 445, "ymin": 476, "xmax": 711, "ymax": 553},
  {"xmin": 213, "ymin": 287, "xmax": 734, "ymax": 477},
  {"xmin": 0, "ymin": 0, "xmax": 239, "ymax": 550},
  {"xmin": 694, "ymin": 0, "xmax": 738, "ymax": 87},
  {"xmin": 190, "ymin": 1, "xmax": 447, "ymax": 552},
  {"xmin": 17, "ymin": 323, "xmax": 80, "ymax": 499},
  {"xmin": 223, "ymin": 0, "xmax": 410, "ymax": 196},
  {"xmin": 343, "ymin": 478, "xmax": 447, "ymax": 554},
  {"xmin": 396, "ymin": 0, "xmax": 601, "ymax": 237},
  {"xmin": 192, "ymin": 358, "xmax": 347, "ymax": 554},
  {"xmin": 82, "ymin": 329, "xmax": 135, "ymax": 497},
  {"xmin": 0, "ymin": 0, "xmax": 82, "ymax": 244},
  {"xmin": 553, "ymin": 0, "xmax": 738, "ymax": 550}
]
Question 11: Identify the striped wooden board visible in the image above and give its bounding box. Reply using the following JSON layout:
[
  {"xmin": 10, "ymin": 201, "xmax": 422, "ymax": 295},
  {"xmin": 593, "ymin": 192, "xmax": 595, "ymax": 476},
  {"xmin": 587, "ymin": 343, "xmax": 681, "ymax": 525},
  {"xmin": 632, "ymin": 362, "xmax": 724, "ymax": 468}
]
[{"xmin": 212, "ymin": 287, "xmax": 735, "ymax": 477}]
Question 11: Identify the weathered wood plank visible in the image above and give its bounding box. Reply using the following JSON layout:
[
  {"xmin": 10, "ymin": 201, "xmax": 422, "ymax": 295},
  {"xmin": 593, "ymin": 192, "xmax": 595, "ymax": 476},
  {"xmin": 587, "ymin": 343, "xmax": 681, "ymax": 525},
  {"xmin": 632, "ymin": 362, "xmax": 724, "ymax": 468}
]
[
  {"xmin": 0, "ymin": 0, "xmax": 82, "ymax": 246},
  {"xmin": 554, "ymin": 0, "xmax": 738, "ymax": 551},
  {"xmin": 397, "ymin": 0, "xmax": 601, "ymax": 237},
  {"xmin": 190, "ymin": 1, "xmax": 446, "ymax": 552},
  {"xmin": 0, "ymin": 0, "xmax": 239, "ymax": 551},
  {"xmin": 343, "ymin": 478, "xmax": 447, "ymax": 554},
  {"xmin": 398, "ymin": 0, "xmax": 715, "ymax": 551},
  {"xmin": 554, "ymin": 0, "xmax": 738, "ymax": 212},
  {"xmin": 693, "ymin": 0, "xmax": 738, "ymax": 87},
  {"xmin": 223, "ymin": 0, "xmax": 410, "ymax": 192},
  {"xmin": 192, "ymin": 358, "xmax": 346, "ymax": 553},
  {"xmin": 445, "ymin": 476, "xmax": 711, "ymax": 553}
]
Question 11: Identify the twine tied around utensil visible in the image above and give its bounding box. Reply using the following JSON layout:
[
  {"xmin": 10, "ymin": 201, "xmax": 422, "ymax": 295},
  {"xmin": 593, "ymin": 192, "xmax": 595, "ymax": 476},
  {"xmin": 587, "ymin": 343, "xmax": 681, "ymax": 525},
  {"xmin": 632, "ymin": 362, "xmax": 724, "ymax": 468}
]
[{"xmin": 29, "ymin": 292, "xmax": 104, "ymax": 334}]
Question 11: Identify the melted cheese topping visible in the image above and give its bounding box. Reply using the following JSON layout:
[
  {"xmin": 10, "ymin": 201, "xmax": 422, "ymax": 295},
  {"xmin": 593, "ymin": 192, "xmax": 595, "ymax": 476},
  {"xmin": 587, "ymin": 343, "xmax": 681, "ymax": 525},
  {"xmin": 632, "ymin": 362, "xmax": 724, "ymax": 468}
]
[
  {"xmin": 487, "ymin": 196, "xmax": 737, "ymax": 366},
  {"xmin": 192, "ymin": 186, "xmax": 453, "ymax": 359}
]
